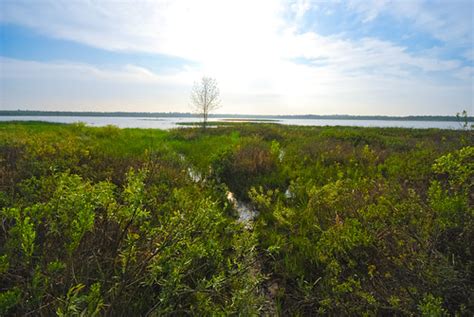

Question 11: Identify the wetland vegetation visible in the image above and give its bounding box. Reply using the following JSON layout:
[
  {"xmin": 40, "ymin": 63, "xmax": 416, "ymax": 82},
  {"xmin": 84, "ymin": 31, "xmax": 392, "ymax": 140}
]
[{"xmin": 0, "ymin": 121, "xmax": 472, "ymax": 315}]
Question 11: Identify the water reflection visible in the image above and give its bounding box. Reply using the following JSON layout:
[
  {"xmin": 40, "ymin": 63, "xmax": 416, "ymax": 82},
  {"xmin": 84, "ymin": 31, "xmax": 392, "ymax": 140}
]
[
  {"xmin": 0, "ymin": 116, "xmax": 465, "ymax": 130},
  {"xmin": 226, "ymin": 191, "xmax": 258, "ymax": 225}
]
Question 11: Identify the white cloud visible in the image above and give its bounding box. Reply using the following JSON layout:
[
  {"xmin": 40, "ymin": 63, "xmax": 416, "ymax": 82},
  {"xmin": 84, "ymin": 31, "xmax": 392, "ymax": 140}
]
[
  {"xmin": 0, "ymin": 0, "xmax": 472, "ymax": 115},
  {"xmin": 347, "ymin": 0, "xmax": 393, "ymax": 23},
  {"xmin": 0, "ymin": 57, "xmax": 197, "ymax": 112},
  {"xmin": 463, "ymin": 48, "xmax": 474, "ymax": 61},
  {"xmin": 1, "ymin": 55, "xmax": 470, "ymax": 115},
  {"xmin": 346, "ymin": 0, "xmax": 473, "ymax": 46},
  {"xmin": 291, "ymin": 0, "xmax": 312, "ymax": 19}
]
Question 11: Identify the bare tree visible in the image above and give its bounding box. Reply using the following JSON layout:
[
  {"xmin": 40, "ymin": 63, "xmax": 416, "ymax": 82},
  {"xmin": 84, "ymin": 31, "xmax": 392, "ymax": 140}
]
[{"xmin": 191, "ymin": 76, "xmax": 221, "ymax": 129}]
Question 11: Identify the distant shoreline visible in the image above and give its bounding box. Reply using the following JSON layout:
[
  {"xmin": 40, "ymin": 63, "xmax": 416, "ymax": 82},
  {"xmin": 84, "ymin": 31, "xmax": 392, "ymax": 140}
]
[{"xmin": 0, "ymin": 110, "xmax": 472, "ymax": 122}]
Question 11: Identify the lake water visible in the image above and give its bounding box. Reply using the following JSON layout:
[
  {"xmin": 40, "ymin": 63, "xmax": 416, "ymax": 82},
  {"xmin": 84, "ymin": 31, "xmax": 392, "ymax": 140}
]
[{"xmin": 0, "ymin": 115, "xmax": 467, "ymax": 130}]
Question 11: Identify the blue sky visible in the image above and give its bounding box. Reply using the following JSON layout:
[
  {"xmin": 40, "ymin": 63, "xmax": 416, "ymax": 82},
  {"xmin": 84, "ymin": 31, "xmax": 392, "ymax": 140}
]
[{"xmin": 0, "ymin": 0, "xmax": 472, "ymax": 115}]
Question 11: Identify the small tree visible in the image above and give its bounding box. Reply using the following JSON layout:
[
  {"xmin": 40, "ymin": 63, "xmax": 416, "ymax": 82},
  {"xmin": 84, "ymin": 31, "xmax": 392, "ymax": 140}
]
[{"xmin": 191, "ymin": 77, "xmax": 221, "ymax": 129}]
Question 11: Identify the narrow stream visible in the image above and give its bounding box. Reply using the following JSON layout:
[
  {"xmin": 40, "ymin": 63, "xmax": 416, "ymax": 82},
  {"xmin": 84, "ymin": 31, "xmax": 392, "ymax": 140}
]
[
  {"xmin": 187, "ymin": 167, "xmax": 202, "ymax": 182},
  {"xmin": 180, "ymin": 152, "xmax": 258, "ymax": 226},
  {"xmin": 180, "ymin": 152, "xmax": 276, "ymax": 313},
  {"xmin": 226, "ymin": 191, "xmax": 258, "ymax": 225}
]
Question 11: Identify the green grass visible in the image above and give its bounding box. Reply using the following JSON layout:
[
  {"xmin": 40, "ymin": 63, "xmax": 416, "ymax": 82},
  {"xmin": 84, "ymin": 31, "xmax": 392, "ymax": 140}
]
[
  {"xmin": 0, "ymin": 121, "xmax": 472, "ymax": 316},
  {"xmin": 176, "ymin": 120, "xmax": 278, "ymax": 126}
]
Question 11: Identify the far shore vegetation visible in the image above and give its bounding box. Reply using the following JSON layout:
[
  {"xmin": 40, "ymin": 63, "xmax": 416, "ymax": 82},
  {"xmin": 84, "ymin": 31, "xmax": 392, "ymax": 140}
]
[{"xmin": 2, "ymin": 110, "xmax": 473, "ymax": 122}]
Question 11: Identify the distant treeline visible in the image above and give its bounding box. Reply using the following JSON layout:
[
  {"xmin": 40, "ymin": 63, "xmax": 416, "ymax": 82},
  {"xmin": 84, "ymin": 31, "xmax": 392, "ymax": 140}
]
[{"xmin": 1, "ymin": 110, "xmax": 472, "ymax": 122}]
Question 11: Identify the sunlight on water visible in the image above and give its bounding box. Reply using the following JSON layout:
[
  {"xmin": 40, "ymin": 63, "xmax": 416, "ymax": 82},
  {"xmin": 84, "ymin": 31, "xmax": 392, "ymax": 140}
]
[{"xmin": 0, "ymin": 116, "xmax": 467, "ymax": 130}]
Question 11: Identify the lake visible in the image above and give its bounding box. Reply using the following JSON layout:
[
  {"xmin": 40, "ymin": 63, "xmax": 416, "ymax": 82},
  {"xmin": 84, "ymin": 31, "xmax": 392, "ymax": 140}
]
[{"xmin": 0, "ymin": 115, "xmax": 467, "ymax": 130}]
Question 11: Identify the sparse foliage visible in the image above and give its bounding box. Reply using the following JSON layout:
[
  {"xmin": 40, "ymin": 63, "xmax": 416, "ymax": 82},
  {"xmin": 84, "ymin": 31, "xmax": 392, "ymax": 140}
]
[
  {"xmin": 456, "ymin": 109, "xmax": 473, "ymax": 130},
  {"xmin": 191, "ymin": 76, "xmax": 221, "ymax": 129}
]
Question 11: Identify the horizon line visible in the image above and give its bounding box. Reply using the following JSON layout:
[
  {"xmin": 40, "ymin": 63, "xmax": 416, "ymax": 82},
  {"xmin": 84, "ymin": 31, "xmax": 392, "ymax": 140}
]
[{"xmin": 1, "ymin": 109, "xmax": 472, "ymax": 121}]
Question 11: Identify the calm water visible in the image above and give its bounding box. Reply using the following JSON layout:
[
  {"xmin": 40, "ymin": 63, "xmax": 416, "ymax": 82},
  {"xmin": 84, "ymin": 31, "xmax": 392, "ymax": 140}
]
[{"xmin": 0, "ymin": 115, "xmax": 466, "ymax": 130}]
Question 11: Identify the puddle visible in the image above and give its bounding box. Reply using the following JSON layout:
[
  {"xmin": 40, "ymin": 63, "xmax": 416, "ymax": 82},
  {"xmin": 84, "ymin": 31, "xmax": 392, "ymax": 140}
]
[
  {"xmin": 178, "ymin": 153, "xmax": 202, "ymax": 182},
  {"xmin": 226, "ymin": 191, "xmax": 258, "ymax": 225},
  {"xmin": 187, "ymin": 167, "xmax": 202, "ymax": 182},
  {"xmin": 179, "ymin": 152, "xmax": 257, "ymax": 224},
  {"xmin": 278, "ymin": 149, "xmax": 285, "ymax": 162}
]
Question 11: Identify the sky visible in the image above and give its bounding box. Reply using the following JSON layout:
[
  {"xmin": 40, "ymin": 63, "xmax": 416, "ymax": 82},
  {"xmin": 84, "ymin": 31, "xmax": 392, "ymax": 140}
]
[{"xmin": 0, "ymin": 0, "xmax": 473, "ymax": 115}]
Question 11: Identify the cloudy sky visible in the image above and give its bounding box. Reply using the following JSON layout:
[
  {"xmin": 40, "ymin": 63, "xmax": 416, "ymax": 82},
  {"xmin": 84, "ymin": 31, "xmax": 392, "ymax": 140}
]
[{"xmin": 0, "ymin": 0, "xmax": 473, "ymax": 115}]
